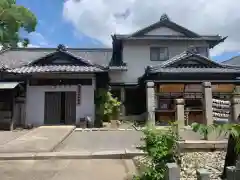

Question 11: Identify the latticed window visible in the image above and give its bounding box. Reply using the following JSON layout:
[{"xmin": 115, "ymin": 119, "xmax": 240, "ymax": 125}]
[{"xmin": 150, "ymin": 47, "xmax": 169, "ymax": 61}]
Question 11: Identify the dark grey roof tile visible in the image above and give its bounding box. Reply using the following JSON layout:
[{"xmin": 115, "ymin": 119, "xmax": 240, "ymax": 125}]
[
  {"xmin": 0, "ymin": 48, "xmax": 112, "ymax": 69},
  {"xmin": 150, "ymin": 67, "xmax": 240, "ymax": 73},
  {"xmin": 7, "ymin": 65, "xmax": 104, "ymax": 74},
  {"xmin": 150, "ymin": 50, "xmax": 225, "ymax": 71}
]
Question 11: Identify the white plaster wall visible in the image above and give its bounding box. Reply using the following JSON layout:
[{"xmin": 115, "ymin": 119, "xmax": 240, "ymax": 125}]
[
  {"xmin": 109, "ymin": 40, "xmax": 209, "ymax": 84},
  {"xmin": 26, "ymin": 84, "xmax": 95, "ymax": 126},
  {"xmin": 145, "ymin": 27, "xmax": 183, "ymax": 36}
]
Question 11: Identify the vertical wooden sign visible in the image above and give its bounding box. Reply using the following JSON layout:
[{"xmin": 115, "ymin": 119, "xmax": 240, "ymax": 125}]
[{"xmin": 77, "ymin": 84, "xmax": 81, "ymax": 105}]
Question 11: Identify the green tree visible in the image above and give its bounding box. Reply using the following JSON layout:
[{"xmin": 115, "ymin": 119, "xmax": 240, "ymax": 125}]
[{"xmin": 0, "ymin": 0, "xmax": 37, "ymax": 48}]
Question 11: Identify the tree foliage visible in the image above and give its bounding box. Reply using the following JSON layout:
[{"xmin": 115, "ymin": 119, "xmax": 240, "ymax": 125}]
[
  {"xmin": 95, "ymin": 88, "xmax": 121, "ymax": 122},
  {"xmin": 0, "ymin": 0, "xmax": 37, "ymax": 48}
]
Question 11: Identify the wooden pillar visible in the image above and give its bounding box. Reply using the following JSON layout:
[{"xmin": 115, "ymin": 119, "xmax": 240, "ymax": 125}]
[
  {"xmin": 10, "ymin": 91, "xmax": 15, "ymax": 131},
  {"xmin": 120, "ymin": 87, "xmax": 126, "ymax": 117}
]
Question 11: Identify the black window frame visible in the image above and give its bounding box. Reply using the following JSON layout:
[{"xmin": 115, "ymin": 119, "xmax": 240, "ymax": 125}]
[{"xmin": 150, "ymin": 47, "xmax": 169, "ymax": 61}]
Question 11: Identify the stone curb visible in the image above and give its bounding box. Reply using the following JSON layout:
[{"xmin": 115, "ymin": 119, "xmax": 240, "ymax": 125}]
[
  {"xmin": 75, "ymin": 128, "xmax": 135, "ymax": 132},
  {"xmin": 134, "ymin": 140, "xmax": 228, "ymax": 151},
  {"xmin": 132, "ymin": 125, "xmax": 193, "ymax": 131},
  {"xmin": 0, "ymin": 149, "xmax": 145, "ymax": 160},
  {"xmin": 0, "ymin": 141, "xmax": 227, "ymax": 160},
  {"xmin": 178, "ymin": 140, "xmax": 228, "ymax": 152}
]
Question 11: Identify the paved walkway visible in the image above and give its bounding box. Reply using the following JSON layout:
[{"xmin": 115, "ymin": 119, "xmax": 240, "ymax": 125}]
[
  {"xmin": 0, "ymin": 159, "xmax": 130, "ymax": 180},
  {"xmin": 56, "ymin": 131, "xmax": 143, "ymax": 152},
  {"xmin": 0, "ymin": 130, "xmax": 29, "ymax": 146},
  {"xmin": 0, "ymin": 126, "xmax": 75, "ymax": 153}
]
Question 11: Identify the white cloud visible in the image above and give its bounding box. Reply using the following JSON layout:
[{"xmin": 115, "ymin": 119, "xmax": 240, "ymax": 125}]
[
  {"xmin": 63, "ymin": 0, "xmax": 240, "ymax": 56},
  {"xmin": 17, "ymin": 42, "xmax": 40, "ymax": 48},
  {"xmin": 27, "ymin": 44, "xmax": 40, "ymax": 48},
  {"xmin": 29, "ymin": 32, "xmax": 49, "ymax": 46}
]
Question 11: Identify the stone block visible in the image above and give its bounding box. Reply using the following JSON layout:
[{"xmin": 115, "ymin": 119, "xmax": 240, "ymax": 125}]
[
  {"xmin": 165, "ymin": 163, "xmax": 180, "ymax": 180},
  {"xmin": 91, "ymin": 150, "xmax": 125, "ymax": 159},
  {"xmin": 196, "ymin": 168, "xmax": 210, "ymax": 180},
  {"xmin": 226, "ymin": 166, "xmax": 236, "ymax": 180}
]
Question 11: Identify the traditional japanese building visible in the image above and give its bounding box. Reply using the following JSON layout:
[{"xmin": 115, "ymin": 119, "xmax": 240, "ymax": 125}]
[{"xmin": 0, "ymin": 14, "xmax": 240, "ymax": 129}]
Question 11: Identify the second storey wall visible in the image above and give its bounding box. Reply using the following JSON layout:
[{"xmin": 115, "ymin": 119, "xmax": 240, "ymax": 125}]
[{"xmin": 109, "ymin": 40, "xmax": 209, "ymax": 84}]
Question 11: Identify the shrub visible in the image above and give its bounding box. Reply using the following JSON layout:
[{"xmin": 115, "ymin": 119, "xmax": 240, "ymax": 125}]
[
  {"xmin": 134, "ymin": 123, "xmax": 180, "ymax": 180},
  {"xmin": 95, "ymin": 88, "xmax": 121, "ymax": 122}
]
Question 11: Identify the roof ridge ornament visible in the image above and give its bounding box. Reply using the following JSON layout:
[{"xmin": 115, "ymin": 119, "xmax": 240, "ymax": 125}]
[
  {"xmin": 57, "ymin": 44, "xmax": 67, "ymax": 51},
  {"xmin": 160, "ymin": 13, "xmax": 170, "ymax": 22}
]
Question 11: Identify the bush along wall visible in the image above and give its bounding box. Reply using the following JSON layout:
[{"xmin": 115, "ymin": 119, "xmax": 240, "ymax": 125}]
[{"xmin": 94, "ymin": 87, "xmax": 121, "ymax": 127}]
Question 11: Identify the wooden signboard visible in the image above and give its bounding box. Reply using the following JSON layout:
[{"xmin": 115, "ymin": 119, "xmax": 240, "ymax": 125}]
[
  {"xmin": 212, "ymin": 84, "xmax": 235, "ymax": 93},
  {"xmin": 158, "ymin": 84, "xmax": 184, "ymax": 93},
  {"xmin": 184, "ymin": 84, "xmax": 202, "ymax": 92}
]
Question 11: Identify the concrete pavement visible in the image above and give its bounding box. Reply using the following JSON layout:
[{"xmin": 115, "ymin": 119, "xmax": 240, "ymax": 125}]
[
  {"xmin": 56, "ymin": 131, "xmax": 143, "ymax": 152},
  {"xmin": 0, "ymin": 130, "xmax": 29, "ymax": 146},
  {"xmin": 0, "ymin": 159, "xmax": 132, "ymax": 180},
  {"xmin": 0, "ymin": 126, "xmax": 75, "ymax": 153}
]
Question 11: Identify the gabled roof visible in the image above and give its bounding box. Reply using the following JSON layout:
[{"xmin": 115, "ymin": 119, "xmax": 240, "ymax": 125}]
[
  {"xmin": 28, "ymin": 44, "xmax": 95, "ymax": 67},
  {"xmin": 0, "ymin": 46, "xmax": 112, "ymax": 69},
  {"xmin": 1, "ymin": 45, "xmax": 106, "ymax": 74},
  {"xmin": 131, "ymin": 14, "xmax": 200, "ymax": 38},
  {"xmin": 147, "ymin": 50, "xmax": 240, "ymax": 74},
  {"xmin": 114, "ymin": 14, "xmax": 227, "ymax": 48}
]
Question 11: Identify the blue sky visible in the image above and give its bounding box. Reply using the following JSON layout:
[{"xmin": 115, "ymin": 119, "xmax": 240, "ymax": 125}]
[
  {"xmin": 17, "ymin": 0, "xmax": 104, "ymax": 48},
  {"xmin": 16, "ymin": 0, "xmax": 239, "ymax": 62}
]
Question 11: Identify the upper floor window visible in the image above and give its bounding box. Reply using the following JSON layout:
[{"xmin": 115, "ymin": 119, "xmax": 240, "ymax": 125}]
[
  {"xmin": 150, "ymin": 47, "xmax": 169, "ymax": 61},
  {"xmin": 195, "ymin": 47, "xmax": 208, "ymax": 57}
]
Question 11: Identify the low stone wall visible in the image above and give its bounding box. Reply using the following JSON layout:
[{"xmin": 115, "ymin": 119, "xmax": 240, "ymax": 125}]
[{"xmin": 179, "ymin": 140, "xmax": 227, "ymax": 152}]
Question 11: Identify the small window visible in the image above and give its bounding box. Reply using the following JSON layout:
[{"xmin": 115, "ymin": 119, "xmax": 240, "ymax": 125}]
[
  {"xmin": 150, "ymin": 47, "xmax": 169, "ymax": 61},
  {"xmin": 195, "ymin": 47, "xmax": 208, "ymax": 57}
]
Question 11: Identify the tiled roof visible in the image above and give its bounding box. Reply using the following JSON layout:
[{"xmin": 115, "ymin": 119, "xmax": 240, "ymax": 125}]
[
  {"xmin": 0, "ymin": 47, "xmax": 112, "ymax": 69},
  {"xmin": 151, "ymin": 50, "xmax": 222, "ymax": 69},
  {"xmin": 149, "ymin": 67, "xmax": 240, "ymax": 73},
  {"xmin": 7, "ymin": 65, "xmax": 104, "ymax": 74},
  {"xmin": 115, "ymin": 35, "xmax": 222, "ymax": 41},
  {"xmin": 130, "ymin": 14, "xmax": 200, "ymax": 38},
  {"xmin": 114, "ymin": 14, "xmax": 226, "ymax": 48},
  {"xmin": 147, "ymin": 50, "xmax": 240, "ymax": 74}
]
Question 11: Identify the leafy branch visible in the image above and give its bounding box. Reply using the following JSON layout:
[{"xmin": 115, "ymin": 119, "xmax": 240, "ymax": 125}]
[
  {"xmin": 0, "ymin": 0, "xmax": 37, "ymax": 47},
  {"xmin": 191, "ymin": 122, "xmax": 240, "ymax": 153}
]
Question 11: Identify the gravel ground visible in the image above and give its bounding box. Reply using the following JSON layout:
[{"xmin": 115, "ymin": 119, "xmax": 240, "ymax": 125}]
[
  {"xmin": 180, "ymin": 151, "xmax": 226, "ymax": 180},
  {"xmin": 133, "ymin": 151, "xmax": 226, "ymax": 180}
]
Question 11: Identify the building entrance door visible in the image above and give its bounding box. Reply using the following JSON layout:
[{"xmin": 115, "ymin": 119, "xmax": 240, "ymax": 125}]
[{"xmin": 44, "ymin": 92, "xmax": 76, "ymax": 125}]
